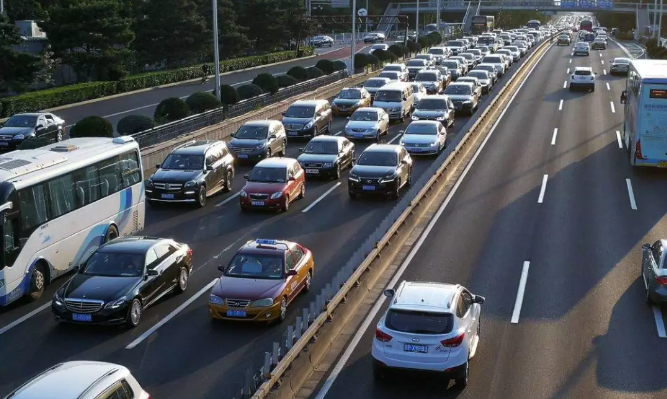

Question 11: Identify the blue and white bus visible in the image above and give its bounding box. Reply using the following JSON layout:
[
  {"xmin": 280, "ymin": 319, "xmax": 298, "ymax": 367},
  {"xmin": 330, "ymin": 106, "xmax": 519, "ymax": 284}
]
[
  {"xmin": 0, "ymin": 136, "xmax": 145, "ymax": 306},
  {"xmin": 621, "ymin": 60, "xmax": 667, "ymax": 167}
]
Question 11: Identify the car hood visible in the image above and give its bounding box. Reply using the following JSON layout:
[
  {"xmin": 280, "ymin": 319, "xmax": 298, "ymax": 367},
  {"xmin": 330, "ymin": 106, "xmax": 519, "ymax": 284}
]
[
  {"xmin": 346, "ymin": 120, "xmax": 379, "ymax": 130},
  {"xmin": 212, "ymin": 276, "xmax": 285, "ymax": 300},
  {"xmin": 446, "ymin": 94, "xmax": 473, "ymax": 101},
  {"xmin": 62, "ymin": 274, "xmax": 139, "ymax": 302},
  {"xmin": 151, "ymin": 169, "xmax": 203, "ymax": 183},
  {"xmin": 402, "ymin": 134, "xmax": 438, "ymax": 144},
  {"xmin": 351, "ymin": 165, "xmax": 397, "ymax": 178},
  {"xmin": 229, "ymin": 138, "xmax": 267, "ymax": 148},
  {"xmin": 415, "ymin": 80, "xmax": 438, "ymax": 86},
  {"xmin": 413, "ymin": 109, "xmax": 447, "ymax": 118},
  {"xmin": 611, "ymin": 63, "xmax": 629, "ymax": 68},
  {"xmin": 0, "ymin": 127, "xmax": 33, "ymax": 136},
  {"xmin": 297, "ymin": 153, "xmax": 338, "ymax": 164},
  {"xmin": 282, "ymin": 117, "xmax": 313, "ymax": 125},
  {"xmin": 243, "ymin": 181, "xmax": 288, "ymax": 194},
  {"xmin": 333, "ymin": 99, "xmax": 362, "ymax": 106}
]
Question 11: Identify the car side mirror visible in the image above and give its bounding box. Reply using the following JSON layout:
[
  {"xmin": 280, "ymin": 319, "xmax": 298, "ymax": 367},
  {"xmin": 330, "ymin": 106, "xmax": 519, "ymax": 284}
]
[
  {"xmin": 352, "ymin": 157, "xmax": 357, "ymax": 164},
  {"xmin": 269, "ymin": 134, "xmax": 277, "ymax": 139},
  {"xmin": 230, "ymin": 133, "xmax": 235, "ymax": 138},
  {"xmin": 286, "ymin": 269, "xmax": 298, "ymax": 276},
  {"xmin": 298, "ymin": 147, "xmax": 304, "ymax": 152},
  {"xmin": 217, "ymin": 264, "xmax": 226, "ymax": 272},
  {"xmin": 383, "ymin": 289, "xmax": 395, "ymax": 297},
  {"xmin": 155, "ymin": 163, "xmax": 161, "ymax": 169},
  {"xmin": 642, "ymin": 243, "xmax": 651, "ymax": 250},
  {"xmin": 146, "ymin": 269, "xmax": 159, "ymax": 277},
  {"xmin": 243, "ymin": 174, "xmax": 249, "ymax": 180},
  {"xmin": 346, "ymin": 116, "xmax": 350, "ymax": 120},
  {"xmin": 206, "ymin": 165, "xmax": 214, "ymax": 171},
  {"xmin": 473, "ymin": 295, "xmax": 485, "ymax": 304},
  {"xmin": 72, "ymin": 265, "xmax": 80, "ymax": 273}
]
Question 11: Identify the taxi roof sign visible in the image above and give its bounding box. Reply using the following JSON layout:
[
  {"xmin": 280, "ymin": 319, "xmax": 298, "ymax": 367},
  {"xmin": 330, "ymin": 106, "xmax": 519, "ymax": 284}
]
[{"xmin": 256, "ymin": 239, "xmax": 277, "ymax": 245}]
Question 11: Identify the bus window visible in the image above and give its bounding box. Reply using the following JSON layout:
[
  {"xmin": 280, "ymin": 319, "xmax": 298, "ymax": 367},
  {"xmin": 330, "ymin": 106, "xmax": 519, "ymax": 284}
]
[
  {"xmin": 18, "ymin": 185, "xmax": 48, "ymax": 231},
  {"xmin": 3, "ymin": 217, "xmax": 18, "ymax": 267}
]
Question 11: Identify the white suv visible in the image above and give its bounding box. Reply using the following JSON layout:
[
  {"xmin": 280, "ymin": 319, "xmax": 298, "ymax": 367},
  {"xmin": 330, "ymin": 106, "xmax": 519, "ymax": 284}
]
[
  {"xmin": 372, "ymin": 281, "xmax": 485, "ymax": 389},
  {"xmin": 569, "ymin": 67, "xmax": 597, "ymax": 92}
]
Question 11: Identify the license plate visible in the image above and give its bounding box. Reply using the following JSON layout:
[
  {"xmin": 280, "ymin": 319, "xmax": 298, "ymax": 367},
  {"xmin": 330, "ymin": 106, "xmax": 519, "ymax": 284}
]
[
  {"xmin": 72, "ymin": 313, "xmax": 92, "ymax": 322},
  {"xmin": 354, "ymin": 133, "xmax": 364, "ymax": 138},
  {"xmin": 404, "ymin": 344, "xmax": 428, "ymax": 353},
  {"xmin": 238, "ymin": 154, "xmax": 248, "ymax": 159},
  {"xmin": 226, "ymin": 310, "xmax": 247, "ymax": 317},
  {"xmin": 306, "ymin": 169, "xmax": 319, "ymax": 174},
  {"xmin": 410, "ymin": 148, "xmax": 422, "ymax": 152},
  {"xmin": 659, "ymin": 162, "xmax": 667, "ymax": 168},
  {"xmin": 161, "ymin": 194, "xmax": 174, "ymax": 199},
  {"xmin": 288, "ymin": 131, "xmax": 298, "ymax": 136},
  {"xmin": 362, "ymin": 185, "xmax": 376, "ymax": 191},
  {"xmin": 251, "ymin": 200, "xmax": 265, "ymax": 206}
]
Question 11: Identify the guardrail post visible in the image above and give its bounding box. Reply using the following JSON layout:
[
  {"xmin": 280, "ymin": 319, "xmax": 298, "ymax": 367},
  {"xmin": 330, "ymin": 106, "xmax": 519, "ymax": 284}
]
[
  {"xmin": 286, "ymin": 325, "xmax": 295, "ymax": 350},
  {"xmin": 263, "ymin": 352, "xmax": 271, "ymax": 379},
  {"xmin": 242, "ymin": 368, "xmax": 253, "ymax": 399},
  {"xmin": 316, "ymin": 294, "xmax": 323, "ymax": 311},
  {"xmin": 295, "ymin": 316, "xmax": 303, "ymax": 340},
  {"xmin": 303, "ymin": 307, "xmax": 310, "ymax": 326},
  {"xmin": 309, "ymin": 300, "xmax": 317, "ymax": 320},
  {"xmin": 325, "ymin": 283, "xmax": 332, "ymax": 302},
  {"xmin": 272, "ymin": 341, "xmax": 280, "ymax": 366}
]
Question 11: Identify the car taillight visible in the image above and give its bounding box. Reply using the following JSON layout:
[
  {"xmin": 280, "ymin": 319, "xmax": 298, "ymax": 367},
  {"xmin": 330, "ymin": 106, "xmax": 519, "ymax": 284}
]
[
  {"xmin": 635, "ymin": 140, "xmax": 646, "ymax": 160},
  {"xmin": 375, "ymin": 328, "xmax": 393, "ymax": 342},
  {"xmin": 187, "ymin": 248, "xmax": 193, "ymax": 257},
  {"xmin": 441, "ymin": 332, "xmax": 465, "ymax": 347},
  {"xmin": 656, "ymin": 277, "xmax": 667, "ymax": 285}
]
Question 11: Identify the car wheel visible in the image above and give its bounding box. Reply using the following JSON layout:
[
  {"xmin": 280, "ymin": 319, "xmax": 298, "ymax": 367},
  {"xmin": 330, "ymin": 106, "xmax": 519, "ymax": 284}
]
[
  {"xmin": 126, "ymin": 298, "xmax": 143, "ymax": 328},
  {"xmin": 104, "ymin": 225, "xmax": 119, "ymax": 243},
  {"xmin": 56, "ymin": 129, "xmax": 63, "ymax": 142},
  {"xmin": 375, "ymin": 130, "xmax": 381, "ymax": 142},
  {"xmin": 27, "ymin": 264, "xmax": 46, "ymax": 301},
  {"xmin": 281, "ymin": 195, "xmax": 290, "ymax": 212},
  {"xmin": 325, "ymin": 121, "xmax": 332, "ymax": 134},
  {"xmin": 349, "ymin": 191, "xmax": 357, "ymax": 200},
  {"xmin": 646, "ymin": 286, "xmax": 655, "ymax": 306},
  {"xmin": 278, "ymin": 297, "xmax": 288, "ymax": 322},
  {"xmin": 281, "ymin": 140, "xmax": 287, "ymax": 156},
  {"xmin": 303, "ymin": 270, "xmax": 312, "ymax": 293},
  {"xmin": 334, "ymin": 163, "xmax": 341, "ymax": 180},
  {"xmin": 454, "ymin": 361, "xmax": 469, "ymax": 390},
  {"xmin": 197, "ymin": 185, "xmax": 207, "ymax": 208},
  {"xmin": 176, "ymin": 267, "xmax": 189, "ymax": 294},
  {"xmin": 223, "ymin": 169, "xmax": 233, "ymax": 192},
  {"xmin": 407, "ymin": 172, "xmax": 412, "ymax": 186},
  {"xmin": 391, "ymin": 179, "xmax": 401, "ymax": 200},
  {"xmin": 298, "ymin": 183, "xmax": 305, "ymax": 199},
  {"xmin": 265, "ymin": 148, "xmax": 271, "ymax": 159},
  {"xmin": 591, "ymin": 86, "xmax": 595, "ymax": 92}
]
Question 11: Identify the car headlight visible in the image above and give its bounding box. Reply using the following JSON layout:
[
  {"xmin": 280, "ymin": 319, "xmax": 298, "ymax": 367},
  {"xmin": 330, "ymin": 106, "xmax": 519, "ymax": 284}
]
[
  {"xmin": 391, "ymin": 108, "xmax": 400, "ymax": 112},
  {"xmin": 14, "ymin": 134, "xmax": 25, "ymax": 140},
  {"xmin": 209, "ymin": 294, "xmax": 224, "ymax": 305},
  {"xmin": 380, "ymin": 174, "xmax": 397, "ymax": 183},
  {"xmin": 304, "ymin": 121, "xmax": 315, "ymax": 129},
  {"xmin": 270, "ymin": 192, "xmax": 283, "ymax": 199},
  {"xmin": 348, "ymin": 173, "xmax": 360, "ymax": 182},
  {"xmin": 185, "ymin": 181, "xmax": 197, "ymax": 188},
  {"xmin": 255, "ymin": 143, "xmax": 266, "ymax": 150},
  {"xmin": 436, "ymin": 116, "xmax": 445, "ymax": 121},
  {"xmin": 240, "ymin": 190, "xmax": 248, "ymax": 198},
  {"xmin": 53, "ymin": 290, "xmax": 64, "ymax": 306},
  {"xmin": 345, "ymin": 125, "xmax": 353, "ymax": 132},
  {"xmin": 104, "ymin": 296, "xmax": 127, "ymax": 309},
  {"xmin": 323, "ymin": 162, "xmax": 334, "ymax": 168},
  {"xmin": 429, "ymin": 141, "xmax": 438, "ymax": 146},
  {"xmin": 145, "ymin": 179, "xmax": 154, "ymax": 188},
  {"xmin": 411, "ymin": 115, "xmax": 419, "ymax": 120},
  {"xmin": 251, "ymin": 298, "xmax": 274, "ymax": 307},
  {"xmin": 463, "ymin": 100, "xmax": 473, "ymax": 104}
]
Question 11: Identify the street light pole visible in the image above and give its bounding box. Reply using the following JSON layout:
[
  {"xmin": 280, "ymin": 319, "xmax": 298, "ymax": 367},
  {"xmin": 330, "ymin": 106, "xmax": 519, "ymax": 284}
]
[
  {"xmin": 659, "ymin": 0, "xmax": 664, "ymax": 44},
  {"xmin": 350, "ymin": 0, "xmax": 356, "ymax": 75},
  {"xmin": 366, "ymin": 0, "xmax": 369, "ymax": 34},
  {"xmin": 416, "ymin": 0, "xmax": 420, "ymax": 40},
  {"xmin": 436, "ymin": 0, "xmax": 441, "ymax": 34},
  {"xmin": 1, "ymin": 0, "xmax": 4, "ymax": 17},
  {"xmin": 654, "ymin": 0, "xmax": 659, "ymax": 39},
  {"xmin": 212, "ymin": 0, "xmax": 221, "ymax": 101}
]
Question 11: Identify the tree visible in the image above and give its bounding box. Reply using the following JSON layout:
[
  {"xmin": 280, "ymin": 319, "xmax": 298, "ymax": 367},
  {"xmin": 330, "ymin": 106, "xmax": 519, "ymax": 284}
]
[
  {"xmin": 233, "ymin": 0, "xmax": 287, "ymax": 51},
  {"xmin": 0, "ymin": 15, "xmax": 41, "ymax": 93},
  {"xmin": 5, "ymin": 0, "xmax": 48, "ymax": 21},
  {"xmin": 70, "ymin": 116, "xmax": 113, "ymax": 138},
  {"xmin": 198, "ymin": 0, "xmax": 250, "ymax": 59},
  {"xmin": 154, "ymin": 98, "xmax": 190, "ymax": 124},
  {"xmin": 134, "ymin": 0, "xmax": 208, "ymax": 68},
  {"xmin": 40, "ymin": 0, "xmax": 134, "ymax": 81}
]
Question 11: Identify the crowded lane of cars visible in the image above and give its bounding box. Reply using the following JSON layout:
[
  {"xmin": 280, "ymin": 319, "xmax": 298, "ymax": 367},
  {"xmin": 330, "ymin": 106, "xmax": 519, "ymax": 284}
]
[{"xmin": 0, "ymin": 26, "xmax": 554, "ymax": 399}]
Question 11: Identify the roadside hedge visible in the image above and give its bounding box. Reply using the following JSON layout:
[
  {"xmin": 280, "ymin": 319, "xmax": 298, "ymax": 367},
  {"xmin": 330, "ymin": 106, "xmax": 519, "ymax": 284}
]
[
  {"xmin": 332, "ymin": 60, "xmax": 347, "ymax": 71},
  {"xmin": 154, "ymin": 98, "xmax": 190, "ymax": 124},
  {"xmin": 306, "ymin": 67, "xmax": 324, "ymax": 79},
  {"xmin": 186, "ymin": 91, "xmax": 221, "ymax": 114},
  {"xmin": 237, "ymin": 84, "xmax": 264, "ymax": 100},
  {"xmin": 0, "ymin": 48, "xmax": 315, "ymax": 118},
  {"xmin": 70, "ymin": 116, "xmax": 113, "ymax": 138},
  {"xmin": 354, "ymin": 53, "xmax": 368, "ymax": 69},
  {"xmin": 315, "ymin": 59, "xmax": 335, "ymax": 75},
  {"xmin": 287, "ymin": 66, "xmax": 309, "ymax": 81},
  {"xmin": 219, "ymin": 84, "xmax": 240, "ymax": 105},
  {"xmin": 252, "ymin": 73, "xmax": 279, "ymax": 94},
  {"xmin": 117, "ymin": 115, "xmax": 155, "ymax": 135},
  {"xmin": 276, "ymin": 74, "xmax": 298, "ymax": 88}
]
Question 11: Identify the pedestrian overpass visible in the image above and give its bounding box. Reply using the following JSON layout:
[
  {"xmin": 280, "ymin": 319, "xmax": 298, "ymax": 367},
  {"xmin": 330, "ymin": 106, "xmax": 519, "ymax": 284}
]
[{"xmin": 392, "ymin": 1, "xmax": 639, "ymax": 13}]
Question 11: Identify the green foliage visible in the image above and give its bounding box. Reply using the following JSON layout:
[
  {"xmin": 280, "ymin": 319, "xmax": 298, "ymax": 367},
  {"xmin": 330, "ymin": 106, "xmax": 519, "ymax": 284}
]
[
  {"xmin": 5, "ymin": 0, "xmax": 48, "ymax": 21},
  {"xmin": 315, "ymin": 59, "xmax": 335, "ymax": 75},
  {"xmin": 365, "ymin": 53, "xmax": 380, "ymax": 66},
  {"xmin": 198, "ymin": 0, "xmax": 250, "ymax": 59},
  {"xmin": 306, "ymin": 67, "xmax": 324, "ymax": 79},
  {"xmin": 70, "ymin": 116, "xmax": 113, "ymax": 138},
  {"xmin": 372, "ymin": 49, "xmax": 389, "ymax": 62},
  {"xmin": 646, "ymin": 40, "xmax": 667, "ymax": 59},
  {"xmin": 287, "ymin": 66, "xmax": 309, "ymax": 81},
  {"xmin": 235, "ymin": 0, "xmax": 312, "ymax": 52},
  {"xmin": 236, "ymin": 84, "xmax": 264, "ymax": 100},
  {"xmin": 186, "ymin": 92, "xmax": 221, "ymax": 114},
  {"xmin": 0, "ymin": 15, "xmax": 42, "ymax": 93},
  {"xmin": 388, "ymin": 44, "xmax": 405, "ymax": 58},
  {"xmin": 616, "ymin": 31, "xmax": 634, "ymax": 41},
  {"xmin": 252, "ymin": 73, "xmax": 279, "ymax": 94},
  {"xmin": 117, "ymin": 115, "xmax": 155, "ymax": 134},
  {"xmin": 154, "ymin": 97, "xmax": 190, "ymax": 124},
  {"xmin": 276, "ymin": 74, "xmax": 298, "ymax": 88},
  {"xmin": 417, "ymin": 36, "xmax": 431, "ymax": 49},
  {"xmin": 219, "ymin": 84, "xmax": 240, "ymax": 105},
  {"xmin": 354, "ymin": 53, "xmax": 368, "ymax": 69},
  {"xmin": 17, "ymin": 136, "xmax": 54, "ymax": 150},
  {"xmin": 594, "ymin": 12, "xmax": 635, "ymax": 33},
  {"xmin": 428, "ymin": 32, "xmax": 442, "ymax": 46},
  {"xmin": 332, "ymin": 60, "xmax": 347, "ymax": 71},
  {"xmin": 406, "ymin": 40, "xmax": 420, "ymax": 53}
]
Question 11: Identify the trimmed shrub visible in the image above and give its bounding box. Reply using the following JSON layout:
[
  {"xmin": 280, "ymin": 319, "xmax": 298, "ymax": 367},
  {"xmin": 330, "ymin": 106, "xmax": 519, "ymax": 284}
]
[
  {"xmin": 252, "ymin": 73, "xmax": 279, "ymax": 94},
  {"xmin": 306, "ymin": 67, "xmax": 324, "ymax": 79},
  {"xmin": 354, "ymin": 53, "xmax": 368, "ymax": 69},
  {"xmin": 276, "ymin": 74, "xmax": 298, "ymax": 88},
  {"xmin": 388, "ymin": 44, "xmax": 405, "ymax": 58},
  {"xmin": 372, "ymin": 49, "xmax": 389, "ymax": 62},
  {"xmin": 406, "ymin": 40, "xmax": 421, "ymax": 54},
  {"xmin": 332, "ymin": 60, "xmax": 347, "ymax": 71},
  {"xmin": 186, "ymin": 92, "xmax": 222, "ymax": 114},
  {"xmin": 315, "ymin": 59, "xmax": 335, "ymax": 75},
  {"xmin": 386, "ymin": 51, "xmax": 398, "ymax": 62},
  {"xmin": 287, "ymin": 66, "xmax": 309, "ymax": 81},
  {"xmin": 236, "ymin": 84, "xmax": 264, "ymax": 100},
  {"xmin": 428, "ymin": 32, "xmax": 443, "ymax": 45},
  {"xmin": 365, "ymin": 53, "xmax": 380, "ymax": 66},
  {"xmin": 417, "ymin": 36, "xmax": 431, "ymax": 49},
  {"xmin": 154, "ymin": 97, "xmax": 190, "ymax": 124},
  {"xmin": 117, "ymin": 115, "xmax": 155, "ymax": 135},
  {"xmin": 17, "ymin": 137, "xmax": 54, "ymax": 150},
  {"xmin": 70, "ymin": 116, "xmax": 113, "ymax": 138},
  {"xmin": 219, "ymin": 84, "xmax": 239, "ymax": 105}
]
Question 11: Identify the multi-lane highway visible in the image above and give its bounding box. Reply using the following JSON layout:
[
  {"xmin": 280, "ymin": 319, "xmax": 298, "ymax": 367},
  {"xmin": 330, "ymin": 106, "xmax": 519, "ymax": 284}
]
[
  {"xmin": 312, "ymin": 40, "xmax": 667, "ymax": 399},
  {"xmin": 0, "ymin": 38, "xmax": 538, "ymax": 399}
]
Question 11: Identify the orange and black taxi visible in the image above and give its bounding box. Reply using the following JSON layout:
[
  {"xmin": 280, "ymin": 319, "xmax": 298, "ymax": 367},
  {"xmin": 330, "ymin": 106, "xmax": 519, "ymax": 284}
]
[{"xmin": 208, "ymin": 239, "xmax": 314, "ymax": 323}]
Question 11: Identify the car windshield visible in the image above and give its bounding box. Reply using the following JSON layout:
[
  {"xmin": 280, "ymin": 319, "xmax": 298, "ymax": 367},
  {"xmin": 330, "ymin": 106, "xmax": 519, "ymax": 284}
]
[
  {"xmin": 614, "ymin": 58, "xmax": 630, "ymax": 64},
  {"xmin": 429, "ymin": 48, "xmax": 445, "ymax": 55},
  {"xmin": 235, "ymin": 125, "xmax": 269, "ymax": 140},
  {"xmin": 415, "ymin": 72, "xmax": 438, "ymax": 82},
  {"xmin": 484, "ymin": 57, "xmax": 502, "ymax": 63},
  {"xmin": 371, "ymin": 45, "xmax": 385, "ymax": 50},
  {"xmin": 338, "ymin": 89, "xmax": 362, "ymax": 99},
  {"xmin": 469, "ymin": 71, "xmax": 488, "ymax": 80},
  {"xmin": 379, "ymin": 72, "xmax": 399, "ymax": 79},
  {"xmin": 417, "ymin": 99, "xmax": 448, "ymax": 110},
  {"xmin": 406, "ymin": 124, "xmax": 438, "ymax": 135},
  {"xmin": 574, "ymin": 70, "xmax": 592, "ymax": 76},
  {"xmin": 374, "ymin": 90, "xmax": 401, "ymax": 102},
  {"xmin": 385, "ymin": 309, "xmax": 454, "ymax": 334},
  {"xmin": 161, "ymin": 154, "xmax": 204, "ymax": 170},
  {"xmin": 247, "ymin": 166, "xmax": 287, "ymax": 183},
  {"xmin": 350, "ymin": 110, "xmax": 379, "ymax": 121},
  {"xmin": 365, "ymin": 79, "xmax": 387, "ymax": 88},
  {"xmin": 81, "ymin": 251, "xmax": 144, "ymax": 277},
  {"xmin": 407, "ymin": 60, "xmax": 426, "ymax": 67},
  {"xmin": 460, "ymin": 54, "xmax": 474, "ymax": 60},
  {"xmin": 357, "ymin": 151, "xmax": 397, "ymax": 166},
  {"xmin": 384, "ymin": 65, "xmax": 402, "ymax": 72},
  {"xmin": 4, "ymin": 115, "xmax": 37, "ymax": 127},
  {"xmin": 224, "ymin": 254, "xmax": 284, "ymax": 280},
  {"xmin": 442, "ymin": 61, "xmax": 459, "ymax": 69},
  {"xmin": 415, "ymin": 55, "xmax": 431, "ymax": 60},
  {"xmin": 478, "ymin": 46, "xmax": 489, "ymax": 52},
  {"xmin": 448, "ymin": 40, "xmax": 464, "ymax": 46},
  {"xmin": 303, "ymin": 140, "xmax": 338, "ymax": 154},
  {"xmin": 506, "ymin": 46, "xmax": 518, "ymax": 51},
  {"xmin": 445, "ymin": 85, "xmax": 471, "ymax": 95},
  {"xmin": 595, "ymin": 39, "xmax": 605, "ymax": 43},
  {"xmin": 284, "ymin": 105, "xmax": 315, "ymax": 118}
]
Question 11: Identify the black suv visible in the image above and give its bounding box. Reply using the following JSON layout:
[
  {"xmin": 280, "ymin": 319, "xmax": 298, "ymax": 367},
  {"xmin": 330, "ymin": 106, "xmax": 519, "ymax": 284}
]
[
  {"xmin": 348, "ymin": 144, "xmax": 413, "ymax": 200},
  {"xmin": 282, "ymin": 100, "xmax": 333, "ymax": 139},
  {"xmin": 228, "ymin": 120, "xmax": 287, "ymax": 162},
  {"xmin": 146, "ymin": 140, "xmax": 235, "ymax": 207}
]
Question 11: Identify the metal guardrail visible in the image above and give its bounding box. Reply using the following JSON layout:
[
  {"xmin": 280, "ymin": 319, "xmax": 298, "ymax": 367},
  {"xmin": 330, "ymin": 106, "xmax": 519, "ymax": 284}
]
[
  {"xmin": 131, "ymin": 71, "xmax": 347, "ymax": 148},
  {"xmin": 396, "ymin": 0, "xmax": 634, "ymax": 11}
]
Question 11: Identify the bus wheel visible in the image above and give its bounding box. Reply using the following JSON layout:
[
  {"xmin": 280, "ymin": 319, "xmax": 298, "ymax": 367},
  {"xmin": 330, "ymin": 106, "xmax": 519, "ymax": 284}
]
[
  {"xmin": 104, "ymin": 225, "xmax": 119, "ymax": 243},
  {"xmin": 28, "ymin": 264, "xmax": 46, "ymax": 301}
]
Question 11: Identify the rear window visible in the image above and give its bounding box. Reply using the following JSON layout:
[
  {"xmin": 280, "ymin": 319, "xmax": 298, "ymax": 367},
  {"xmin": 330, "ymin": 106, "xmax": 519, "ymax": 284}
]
[
  {"xmin": 429, "ymin": 48, "xmax": 445, "ymax": 55},
  {"xmin": 415, "ymin": 72, "xmax": 438, "ymax": 81},
  {"xmin": 484, "ymin": 56, "xmax": 502, "ymax": 63},
  {"xmin": 385, "ymin": 309, "xmax": 454, "ymax": 334},
  {"xmin": 448, "ymin": 40, "xmax": 464, "ymax": 47},
  {"xmin": 407, "ymin": 60, "xmax": 426, "ymax": 67},
  {"xmin": 574, "ymin": 70, "xmax": 592, "ymax": 76}
]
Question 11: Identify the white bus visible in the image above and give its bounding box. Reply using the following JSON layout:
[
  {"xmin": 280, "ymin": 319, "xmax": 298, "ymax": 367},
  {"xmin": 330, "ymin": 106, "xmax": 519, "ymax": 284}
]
[
  {"xmin": 620, "ymin": 59, "xmax": 667, "ymax": 167},
  {"xmin": 0, "ymin": 136, "xmax": 145, "ymax": 306}
]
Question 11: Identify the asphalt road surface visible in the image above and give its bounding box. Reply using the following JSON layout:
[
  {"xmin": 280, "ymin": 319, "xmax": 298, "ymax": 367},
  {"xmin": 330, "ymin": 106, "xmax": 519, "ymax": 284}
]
[
  {"xmin": 0, "ymin": 40, "xmax": 541, "ymax": 399},
  {"xmin": 312, "ymin": 41, "xmax": 667, "ymax": 399}
]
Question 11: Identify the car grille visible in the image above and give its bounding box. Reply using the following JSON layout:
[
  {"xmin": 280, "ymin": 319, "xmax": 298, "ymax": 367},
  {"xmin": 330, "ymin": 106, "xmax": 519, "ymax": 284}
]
[
  {"xmin": 153, "ymin": 183, "xmax": 183, "ymax": 190},
  {"xmin": 285, "ymin": 124, "xmax": 304, "ymax": 130},
  {"xmin": 249, "ymin": 193, "xmax": 269, "ymax": 199},
  {"xmin": 351, "ymin": 128, "xmax": 368, "ymax": 133},
  {"xmin": 231, "ymin": 147, "xmax": 255, "ymax": 153},
  {"xmin": 0, "ymin": 135, "xmax": 12, "ymax": 141},
  {"xmin": 360, "ymin": 178, "xmax": 380, "ymax": 184},
  {"xmin": 303, "ymin": 162, "xmax": 323, "ymax": 168},
  {"xmin": 452, "ymin": 101, "xmax": 464, "ymax": 107},
  {"xmin": 225, "ymin": 298, "xmax": 251, "ymax": 308},
  {"xmin": 65, "ymin": 298, "xmax": 104, "ymax": 313},
  {"xmin": 408, "ymin": 143, "xmax": 431, "ymax": 147}
]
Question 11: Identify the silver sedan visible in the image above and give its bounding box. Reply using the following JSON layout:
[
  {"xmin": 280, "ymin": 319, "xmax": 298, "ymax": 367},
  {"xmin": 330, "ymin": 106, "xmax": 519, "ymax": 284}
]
[
  {"xmin": 344, "ymin": 107, "xmax": 390, "ymax": 141},
  {"xmin": 641, "ymin": 240, "xmax": 667, "ymax": 305}
]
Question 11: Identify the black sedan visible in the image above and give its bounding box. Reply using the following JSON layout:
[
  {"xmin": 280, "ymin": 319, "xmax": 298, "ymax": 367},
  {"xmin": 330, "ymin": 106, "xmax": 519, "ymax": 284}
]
[
  {"xmin": 52, "ymin": 237, "xmax": 193, "ymax": 328},
  {"xmin": 297, "ymin": 136, "xmax": 355, "ymax": 179},
  {"xmin": 0, "ymin": 112, "xmax": 65, "ymax": 150},
  {"xmin": 348, "ymin": 144, "xmax": 412, "ymax": 200}
]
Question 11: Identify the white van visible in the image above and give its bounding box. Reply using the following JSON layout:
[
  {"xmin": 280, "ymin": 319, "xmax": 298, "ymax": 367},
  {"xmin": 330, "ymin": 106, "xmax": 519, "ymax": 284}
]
[{"xmin": 372, "ymin": 81, "xmax": 414, "ymax": 121}]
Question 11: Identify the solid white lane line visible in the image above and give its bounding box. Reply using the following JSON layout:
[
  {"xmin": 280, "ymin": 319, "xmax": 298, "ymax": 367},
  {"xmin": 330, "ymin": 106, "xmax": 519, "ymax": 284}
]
[
  {"xmin": 334, "ymin": 131, "xmax": 342, "ymax": 136},
  {"xmin": 603, "ymin": 69, "xmax": 607, "ymax": 75},
  {"xmin": 215, "ymin": 191, "xmax": 241, "ymax": 207},
  {"xmin": 563, "ymin": 81, "xmax": 567, "ymax": 88},
  {"xmin": 653, "ymin": 307, "xmax": 667, "ymax": 338},
  {"xmin": 537, "ymin": 174, "xmax": 548, "ymax": 204},
  {"xmin": 302, "ymin": 182, "xmax": 341, "ymax": 213},
  {"xmin": 551, "ymin": 128, "xmax": 558, "ymax": 145},
  {"xmin": 558, "ymin": 99, "xmax": 563, "ymax": 111},
  {"xmin": 566, "ymin": 68, "xmax": 570, "ymax": 74},
  {"xmin": 511, "ymin": 261, "xmax": 531, "ymax": 324},
  {"xmin": 615, "ymin": 130, "xmax": 623, "ymax": 148},
  {"xmin": 388, "ymin": 133, "xmax": 402, "ymax": 144},
  {"xmin": 610, "ymin": 102, "xmax": 616, "ymax": 113},
  {"xmin": 0, "ymin": 303, "xmax": 51, "ymax": 336},
  {"xmin": 606, "ymin": 82, "xmax": 611, "ymax": 91},
  {"xmin": 626, "ymin": 178, "xmax": 637, "ymax": 210},
  {"xmin": 126, "ymin": 279, "xmax": 218, "ymax": 349},
  {"xmin": 313, "ymin": 46, "xmax": 548, "ymax": 399}
]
